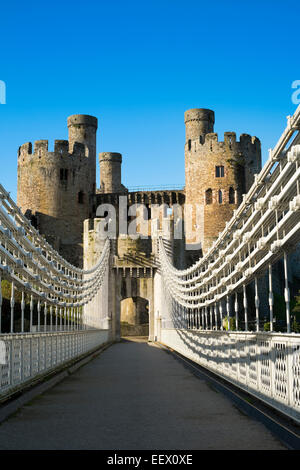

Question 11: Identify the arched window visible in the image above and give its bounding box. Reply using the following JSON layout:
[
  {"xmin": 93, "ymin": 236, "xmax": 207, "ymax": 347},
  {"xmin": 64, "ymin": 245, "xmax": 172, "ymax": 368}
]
[
  {"xmin": 78, "ymin": 191, "xmax": 84, "ymax": 204},
  {"xmin": 218, "ymin": 190, "xmax": 223, "ymax": 204},
  {"xmin": 205, "ymin": 188, "xmax": 212, "ymax": 205},
  {"xmin": 229, "ymin": 187, "xmax": 235, "ymax": 204}
]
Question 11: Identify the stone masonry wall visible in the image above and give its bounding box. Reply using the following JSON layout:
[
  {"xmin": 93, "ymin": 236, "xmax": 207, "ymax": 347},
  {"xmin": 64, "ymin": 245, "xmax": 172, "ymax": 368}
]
[
  {"xmin": 17, "ymin": 140, "xmax": 95, "ymax": 267},
  {"xmin": 185, "ymin": 127, "xmax": 261, "ymax": 254}
]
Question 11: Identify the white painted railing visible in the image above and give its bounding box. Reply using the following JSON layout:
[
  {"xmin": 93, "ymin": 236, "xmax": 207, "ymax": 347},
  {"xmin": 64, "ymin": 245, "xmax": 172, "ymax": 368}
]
[
  {"xmin": 0, "ymin": 184, "xmax": 111, "ymax": 397},
  {"xmin": 0, "ymin": 329, "xmax": 109, "ymax": 398},
  {"xmin": 158, "ymin": 105, "xmax": 300, "ymax": 333},
  {"xmin": 160, "ymin": 329, "xmax": 300, "ymax": 423},
  {"xmin": 157, "ymin": 105, "xmax": 300, "ymax": 422},
  {"xmin": 0, "ymin": 183, "xmax": 110, "ymax": 333}
]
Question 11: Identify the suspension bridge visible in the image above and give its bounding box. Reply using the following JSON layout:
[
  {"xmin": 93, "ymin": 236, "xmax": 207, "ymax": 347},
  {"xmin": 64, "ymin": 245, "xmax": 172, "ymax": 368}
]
[{"xmin": 0, "ymin": 105, "xmax": 300, "ymax": 450}]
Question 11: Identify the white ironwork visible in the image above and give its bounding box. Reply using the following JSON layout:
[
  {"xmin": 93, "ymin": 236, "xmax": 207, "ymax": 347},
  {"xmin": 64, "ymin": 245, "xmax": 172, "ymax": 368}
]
[
  {"xmin": 158, "ymin": 134, "xmax": 300, "ymax": 329},
  {"xmin": 157, "ymin": 104, "xmax": 300, "ymax": 422},
  {"xmin": 0, "ymin": 183, "xmax": 110, "ymax": 331},
  {"xmin": 160, "ymin": 329, "xmax": 300, "ymax": 422},
  {"xmin": 0, "ymin": 185, "xmax": 111, "ymax": 397},
  {"xmin": 0, "ymin": 330, "xmax": 109, "ymax": 397}
]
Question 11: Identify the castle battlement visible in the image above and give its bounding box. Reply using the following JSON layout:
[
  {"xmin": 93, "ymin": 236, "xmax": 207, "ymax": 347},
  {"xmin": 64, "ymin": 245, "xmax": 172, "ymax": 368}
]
[
  {"xmin": 54, "ymin": 140, "xmax": 69, "ymax": 154},
  {"xmin": 185, "ymin": 132, "xmax": 260, "ymax": 155},
  {"xmin": 18, "ymin": 139, "xmax": 89, "ymax": 159}
]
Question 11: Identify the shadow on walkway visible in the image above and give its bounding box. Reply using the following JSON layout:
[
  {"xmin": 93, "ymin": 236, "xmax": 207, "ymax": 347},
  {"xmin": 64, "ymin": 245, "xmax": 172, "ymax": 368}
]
[{"xmin": 0, "ymin": 340, "xmax": 286, "ymax": 450}]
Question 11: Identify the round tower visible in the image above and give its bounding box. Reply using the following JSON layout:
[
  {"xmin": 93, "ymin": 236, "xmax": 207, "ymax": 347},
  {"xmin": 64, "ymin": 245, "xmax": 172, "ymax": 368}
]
[
  {"xmin": 184, "ymin": 108, "xmax": 261, "ymax": 257},
  {"xmin": 184, "ymin": 108, "xmax": 215, "ymax": 143},
  {"xmin": 99, "ymin": 152, "xmax": 123, "ymax": 193},
  {"xmin": 67, "ymin": 114, "xmax": 98, "ymax": 193}
]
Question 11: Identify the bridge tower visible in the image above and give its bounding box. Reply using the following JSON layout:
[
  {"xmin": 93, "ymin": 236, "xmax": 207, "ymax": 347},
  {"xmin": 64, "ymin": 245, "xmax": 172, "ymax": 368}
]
[
  {"xmin": 17, "ymin": 114, "xmax": 98, "ymax": 267},
  {"xmin": 184, "ymin": 108, "xmax": 261, "ymax": 256}
]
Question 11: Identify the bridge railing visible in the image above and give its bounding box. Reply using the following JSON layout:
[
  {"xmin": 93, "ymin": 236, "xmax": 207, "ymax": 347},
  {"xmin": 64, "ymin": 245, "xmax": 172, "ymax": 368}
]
[
  {"xmin": 157, "ymin": 105, "xmax": 300, "ymax": 423},
  {"xmin": 159, "ymin": 136, "xmax": 300, "ymax": 333},
  {"xmin": 160, "ymin": 328, "xmax": 300, "ymax": 423},
  {"xmin": 0, "ymin": 183, "xmax": 110, "ymax": 334},
  {"xmin": 0, "ymin": 329, "xmax": 109, "ymax": 399},
  {"xmin": 0, "ymin": 184, "xmax": 111, "ymax": 398}
]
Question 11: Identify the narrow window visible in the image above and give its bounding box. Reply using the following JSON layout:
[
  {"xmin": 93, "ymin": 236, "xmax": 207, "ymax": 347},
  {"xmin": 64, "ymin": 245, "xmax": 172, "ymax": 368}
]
[
  {"xmin": 205, "ymin": 188, "xmax": 212, "ymax": 205},
  {"xmin": 218, "ymin": 190, "xmax": 223, "ymax": 204},
  {"xmin": 188, "ymin": 139, "xmax": 191, "ymax": 151},
  {"xmin": 60, "ymin": 168, "xmax": 68, "ymax": 181},
  {"xmin": 216, "ymin": 166, "xmax": 224, "ymax": 178},
  {"xmin": 229, "ymin": 187, "xmax": 235, "ymax": 204},
  {"xmin": 78, "ymin": 191, "xmax": 84, "ymax": 204}
]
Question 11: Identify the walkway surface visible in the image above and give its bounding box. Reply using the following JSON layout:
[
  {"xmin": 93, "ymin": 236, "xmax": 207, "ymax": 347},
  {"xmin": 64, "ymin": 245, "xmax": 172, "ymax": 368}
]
[{"xmin": 0, "ymin": 338, "xmax": 286, "ymax": 450}]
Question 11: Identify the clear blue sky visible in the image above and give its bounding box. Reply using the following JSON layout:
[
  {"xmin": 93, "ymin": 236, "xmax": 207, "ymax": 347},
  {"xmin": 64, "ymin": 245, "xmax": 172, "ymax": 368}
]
[{"xmin": 0, "ymin": 0, "xmax": 299, "ymax": 200}]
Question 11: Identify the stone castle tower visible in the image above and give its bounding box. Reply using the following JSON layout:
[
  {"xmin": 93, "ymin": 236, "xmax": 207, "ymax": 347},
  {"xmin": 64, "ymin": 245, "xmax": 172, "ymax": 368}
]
[
  {"xmin": 17, "ymin": 114, "xmax": 98, "ymax": 267},
  {"xmin": 98, "ymin": 152, "xmax": 127, "ymax": 194},
  {"xmin": 184, "ymin": 108, "xmax": 261, "ymax": 255}
]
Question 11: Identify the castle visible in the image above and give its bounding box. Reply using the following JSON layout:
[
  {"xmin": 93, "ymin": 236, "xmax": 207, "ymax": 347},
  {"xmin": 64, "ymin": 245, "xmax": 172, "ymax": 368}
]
[
  {"xmin": 17, "ymin": 108, "xmax": 261, "ymax": 266},
  {"xmin": 17, "ymin": 109, "xmax": 263, "ymax": 336}
]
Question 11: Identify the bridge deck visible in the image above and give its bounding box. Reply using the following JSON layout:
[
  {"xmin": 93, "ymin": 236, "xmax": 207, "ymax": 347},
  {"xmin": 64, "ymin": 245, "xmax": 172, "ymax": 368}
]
[{"xmin": 0, "ymin": 338, "xmax": 286, "ymax": 450}]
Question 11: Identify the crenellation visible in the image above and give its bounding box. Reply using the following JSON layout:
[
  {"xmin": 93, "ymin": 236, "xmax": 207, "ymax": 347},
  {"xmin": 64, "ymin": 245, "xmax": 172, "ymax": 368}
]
[
  {"xmin": 34, "ymin": 140, "xmax": 48, "ymax": 155},
  {"xmin": 18, "ymin": 142, "xmax": 32, "ymax": 157},
  {"xmin": 224, "ymin": 132, "xmax": 237, "ymax": 148},
  {"xmin": 239, "ymin": 133, "xmax": 252, "ymax": 145},
  {"xmin": 18, "ymin": 139, "xmax": 90, "ymax": 160},
  {"xmin": 205, "ymin": 132, "xmax": 218, "ymax": 143},
  {"xmin": 72, "ymin": 142, "xmax": 86, "ymax": 155},
  {"xmin": 186, "ymin": 132, "xmax": 260, "ymax": 153},
  {"xmin": 54, "ymin": 140, "xmax": 69, "ymax": 155}
]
